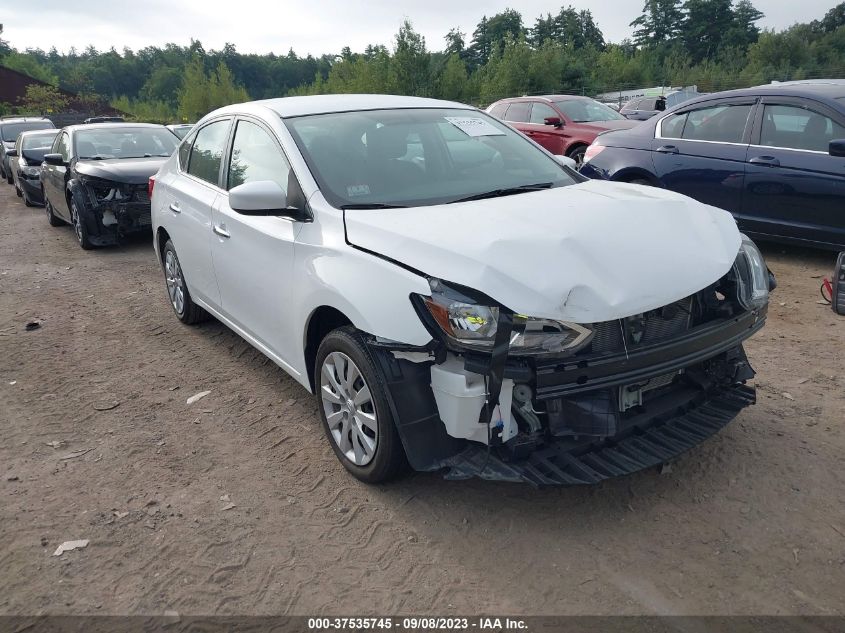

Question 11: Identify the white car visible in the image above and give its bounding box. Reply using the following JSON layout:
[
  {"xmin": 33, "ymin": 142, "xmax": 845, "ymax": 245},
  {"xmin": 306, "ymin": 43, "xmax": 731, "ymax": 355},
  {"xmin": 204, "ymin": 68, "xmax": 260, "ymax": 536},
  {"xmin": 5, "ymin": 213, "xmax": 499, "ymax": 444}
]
[{"xmin": 150, "ymin": 95, "xmax": 772, "ymax": 485}]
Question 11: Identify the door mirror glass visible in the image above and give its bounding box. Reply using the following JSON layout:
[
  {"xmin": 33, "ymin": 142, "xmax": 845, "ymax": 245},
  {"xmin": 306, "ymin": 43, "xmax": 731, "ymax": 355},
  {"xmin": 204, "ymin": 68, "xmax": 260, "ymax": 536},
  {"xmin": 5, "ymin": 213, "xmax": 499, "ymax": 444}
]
[
  {"xmin": 544, "ymin": 117, "xmax": 562, "ymax": 127},
  {"xmin": 229, "ymin": 180, "xmax": 291, "ymax": 216},
  {"xmin": 43, "ymin": 153, "xmax": 65, "ymax": 166},
  {"xmin": 830, "ymin": 139, "xmax": 845, "ymax": 157}
]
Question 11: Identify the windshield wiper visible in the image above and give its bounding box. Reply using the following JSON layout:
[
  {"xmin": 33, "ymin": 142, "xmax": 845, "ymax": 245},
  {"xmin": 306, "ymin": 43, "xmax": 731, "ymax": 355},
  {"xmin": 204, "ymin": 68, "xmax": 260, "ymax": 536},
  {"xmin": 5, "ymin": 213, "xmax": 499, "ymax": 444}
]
[
  {"xmin": 340, "ymin": 203, "xmax": 408, "ymax": 210},
  {"xmin": 448, "ymin": 182, "xmax": 554, "ymax": 204}
]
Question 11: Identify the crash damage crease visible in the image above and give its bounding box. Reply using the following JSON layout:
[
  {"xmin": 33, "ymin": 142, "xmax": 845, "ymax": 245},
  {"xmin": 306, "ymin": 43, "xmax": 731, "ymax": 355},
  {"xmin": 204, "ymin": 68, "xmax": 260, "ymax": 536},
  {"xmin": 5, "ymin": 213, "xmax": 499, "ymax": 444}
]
[{"xmin": 365, "ymin": 267, "xmax": 765, "ymax": 486}]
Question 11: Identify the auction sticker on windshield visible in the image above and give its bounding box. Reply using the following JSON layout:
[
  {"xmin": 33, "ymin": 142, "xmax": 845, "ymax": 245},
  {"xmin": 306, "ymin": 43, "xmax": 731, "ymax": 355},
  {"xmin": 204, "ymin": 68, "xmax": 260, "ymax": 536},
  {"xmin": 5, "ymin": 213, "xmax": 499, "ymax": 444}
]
[{"xmin": 444, "ymin": 116, "xmax": 505, "ymax": 137}]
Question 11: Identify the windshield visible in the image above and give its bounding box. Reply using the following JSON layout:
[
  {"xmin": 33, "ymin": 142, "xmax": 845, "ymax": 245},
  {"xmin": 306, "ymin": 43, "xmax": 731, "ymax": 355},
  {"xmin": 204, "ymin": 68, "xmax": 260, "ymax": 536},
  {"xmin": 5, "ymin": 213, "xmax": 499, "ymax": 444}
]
[
  {"xmin": 74, "ymin": 127, "xmax": 179, "ymax": 159},
  {"xmin": 556, "ymin": 100, "xmax": 625, "ymax": 123},
  {"xmin": 2, "ymin": 121, "xmax": 54, "ymax": 142},
  {"xmin": 21, "ymin": 131, "xmax": 59, "ymax": 161},
  {"xmin": 285, "ymin": 108, "xmax": 578, "ymax": 208}
]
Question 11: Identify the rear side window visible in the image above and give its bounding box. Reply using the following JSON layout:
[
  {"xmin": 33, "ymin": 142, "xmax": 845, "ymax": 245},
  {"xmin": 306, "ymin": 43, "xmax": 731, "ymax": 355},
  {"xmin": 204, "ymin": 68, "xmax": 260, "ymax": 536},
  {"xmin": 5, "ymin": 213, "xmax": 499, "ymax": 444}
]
[
  {"xmin": 504, "ymin": 102, "xmax": 531, "ymax": 123},
  {"xmin": 681, "ymin": 104, "xmax": 753, "ymax": 144},
  {"xmin": 187, "ymin": 120, "xmax": 230, "ymax": 186},
  {"xmin": 530, "ymin": 102, "xmax": 558, "ymax": 124},
  {"xmin": 760, "ymin": 104, "xmax": 845, "ymax": 153},
  {"xmin": 227, "ymin": 120, "xmax": 291, "ymax": 192},
  {"xmin": 488, "ymin": 103, "xmax": 508, "ymax": 119}
]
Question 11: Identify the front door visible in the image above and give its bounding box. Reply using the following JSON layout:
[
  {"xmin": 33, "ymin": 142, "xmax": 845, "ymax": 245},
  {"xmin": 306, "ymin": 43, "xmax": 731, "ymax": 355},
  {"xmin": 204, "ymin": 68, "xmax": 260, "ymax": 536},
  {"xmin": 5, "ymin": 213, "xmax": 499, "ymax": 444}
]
[
  {"xmin": 742, "ymin": 98, "xmax": 845, "ymax": 247},
  {"xmin": 651, "ymin": 99, "xmax": 756, "ymax": 214},
  {"xmin": 43, "ymin": 131, "xmax": 71, "ymax": 220},
  {"xmin": 210, "ymin": 117, "xmax": 302, "ymax": 372}
]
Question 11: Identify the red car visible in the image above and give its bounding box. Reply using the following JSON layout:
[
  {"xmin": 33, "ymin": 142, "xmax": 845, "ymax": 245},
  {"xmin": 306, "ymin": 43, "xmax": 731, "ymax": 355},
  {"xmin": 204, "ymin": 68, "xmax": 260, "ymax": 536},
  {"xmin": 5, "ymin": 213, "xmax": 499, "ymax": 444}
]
[{"xmin": 486, "ymin": 95, "xmax": 639, "ymax": 165}]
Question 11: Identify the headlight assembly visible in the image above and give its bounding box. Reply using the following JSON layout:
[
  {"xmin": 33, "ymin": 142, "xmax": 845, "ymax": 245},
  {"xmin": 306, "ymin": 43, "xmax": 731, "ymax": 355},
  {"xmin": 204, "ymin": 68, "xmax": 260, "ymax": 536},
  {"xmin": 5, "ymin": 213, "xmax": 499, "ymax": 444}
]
[
  {"xmin": 415, "ymin": 278, "xmax": 593, "ymax": 356},
  {"xmin": 81, "ymin": 176, "xmax": 132, "ymax": 203},
  {"xmin": 22, "ymin": 165, "xmax": 41, "ymax": 178},
  {"xmin": 734, "ymin": 234, "xmax": 769, "ymax": 311}
]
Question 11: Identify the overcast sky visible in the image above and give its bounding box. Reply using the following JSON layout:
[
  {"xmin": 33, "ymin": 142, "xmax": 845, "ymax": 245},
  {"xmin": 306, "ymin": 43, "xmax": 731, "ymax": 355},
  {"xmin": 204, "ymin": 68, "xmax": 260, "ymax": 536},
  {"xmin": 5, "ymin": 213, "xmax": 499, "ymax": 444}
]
[{"xmin": 2, "ymin": 0, "xmax": 838, "ymax": 57}]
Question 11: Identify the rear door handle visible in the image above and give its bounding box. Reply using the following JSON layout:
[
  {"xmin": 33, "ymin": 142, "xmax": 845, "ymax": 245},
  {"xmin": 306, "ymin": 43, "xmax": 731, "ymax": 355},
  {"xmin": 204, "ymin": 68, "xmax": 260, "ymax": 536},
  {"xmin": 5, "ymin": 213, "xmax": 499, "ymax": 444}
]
[
  {"xmin": 656, "ymin": 145, "xmax": 679, "ymax": 154},
  {"xmin": 169, "ymin": 202, "xmax": 181, "ymax": 213},
  {"xmin": 212, "ymin": 224, "xmax": 230, "ymax": 238},
  {"xmin": 749, "ymin": 155, "xmax": 780, "ymax": 167}
]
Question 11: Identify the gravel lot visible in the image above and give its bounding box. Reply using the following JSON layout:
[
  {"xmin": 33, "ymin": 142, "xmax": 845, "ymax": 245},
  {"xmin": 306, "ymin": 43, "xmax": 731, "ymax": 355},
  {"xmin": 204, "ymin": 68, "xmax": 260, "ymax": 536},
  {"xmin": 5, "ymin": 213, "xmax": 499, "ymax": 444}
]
[{"xmin": 1, "ymin": 181, "xmax": 844, "ymax": 616}]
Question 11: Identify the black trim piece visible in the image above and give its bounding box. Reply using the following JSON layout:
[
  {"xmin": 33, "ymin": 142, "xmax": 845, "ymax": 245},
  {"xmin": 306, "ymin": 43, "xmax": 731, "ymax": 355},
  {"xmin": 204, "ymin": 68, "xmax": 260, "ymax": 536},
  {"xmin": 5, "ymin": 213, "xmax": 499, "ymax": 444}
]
[
  {"xmin": 441, "ymin": 382, "xmax": 756, "ymax": 486},
  {"xmin": 535, "ymin": 308, "xmax": 766, "ymax": 399}
]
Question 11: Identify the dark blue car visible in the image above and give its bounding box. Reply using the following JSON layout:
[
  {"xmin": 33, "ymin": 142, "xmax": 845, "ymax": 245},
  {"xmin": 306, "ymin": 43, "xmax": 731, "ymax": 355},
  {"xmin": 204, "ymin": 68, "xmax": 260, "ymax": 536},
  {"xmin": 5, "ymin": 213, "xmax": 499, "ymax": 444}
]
[{"xmin": 580, "ymin": 82, "xmax": 845, "ymax": 250}]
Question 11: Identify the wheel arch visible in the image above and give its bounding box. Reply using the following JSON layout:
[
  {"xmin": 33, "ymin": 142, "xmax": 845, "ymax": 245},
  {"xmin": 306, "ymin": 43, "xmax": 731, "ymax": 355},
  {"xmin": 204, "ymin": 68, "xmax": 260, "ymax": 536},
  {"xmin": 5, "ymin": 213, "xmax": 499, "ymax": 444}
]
[
  {"xmin": 612, "ymin": 167, "xmax": 661, "ymax": 186},
  {"xmin": 303, "ymin": 306, "xmax": 355, "ymax": 392}
]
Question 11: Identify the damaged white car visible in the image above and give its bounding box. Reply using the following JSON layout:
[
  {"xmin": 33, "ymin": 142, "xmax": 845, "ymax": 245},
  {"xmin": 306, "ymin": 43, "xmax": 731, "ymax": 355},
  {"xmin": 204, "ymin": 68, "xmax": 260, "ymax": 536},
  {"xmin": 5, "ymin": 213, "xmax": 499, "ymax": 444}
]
[{"xmin": 150, "ymin": 95, "xmax": 773, "ymax": 485}]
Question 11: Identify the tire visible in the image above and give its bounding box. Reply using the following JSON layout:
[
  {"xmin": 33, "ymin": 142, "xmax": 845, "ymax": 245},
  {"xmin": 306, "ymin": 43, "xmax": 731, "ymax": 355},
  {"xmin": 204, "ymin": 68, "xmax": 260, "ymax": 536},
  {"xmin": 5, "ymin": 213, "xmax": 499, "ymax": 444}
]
[
  {"xmin": 70, "ymin": 198, "xmax": 94, "ymax": 250},
  {"xmin": 161, "ymin": 239, "xmax": 207, "ymax": 324},
  {"xmin": 567, "ymin": 145, "xmax": 587, "ymax": 167},
  {"xmin": 14, "ymin": 182, "xmax": 22, "ymax": 198},
  {"xmin": 315, "ymin": 326, "xmax": 406, "ymax": 483},
  {"xmin": 5, "ymin": 171, "xmax": 12, "ymax": 185},
  {"xmin": 45, "ymin": 198, "xmax": 64, "ymax": 226}
]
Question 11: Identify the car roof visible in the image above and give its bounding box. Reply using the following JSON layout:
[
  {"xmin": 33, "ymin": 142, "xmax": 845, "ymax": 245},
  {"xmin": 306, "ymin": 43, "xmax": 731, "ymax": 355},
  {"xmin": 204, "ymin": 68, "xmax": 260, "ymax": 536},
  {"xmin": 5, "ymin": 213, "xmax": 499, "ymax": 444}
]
[
  {"xmin": 494, "ymin": 95, "xmax": 593, "ymax": 104},
  {"xmin": 0, "ymin": 117, "xmax": 53, "ymax": 124},
  {"xmin": 63, "ymin": 122, "xmax": 169, "ymax": 133},
  {"xmin": 212, "ymin": 94, "xmax": 474, "ymax": 119},
  {"xmin": 18, "ymin": 128, "xmax": 59, "ymax": 137},
  {"xmin": 681, "ymin": 83, "xmax": 845, "ymax": 106}
]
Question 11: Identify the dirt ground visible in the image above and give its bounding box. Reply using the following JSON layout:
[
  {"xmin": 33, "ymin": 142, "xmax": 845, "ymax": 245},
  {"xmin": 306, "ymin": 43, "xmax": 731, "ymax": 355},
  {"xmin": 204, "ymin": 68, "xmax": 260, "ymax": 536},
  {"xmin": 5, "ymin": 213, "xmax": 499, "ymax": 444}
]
[{"xmin": 1, "ymin": 181, "xmax": 844, "ymax": 617}]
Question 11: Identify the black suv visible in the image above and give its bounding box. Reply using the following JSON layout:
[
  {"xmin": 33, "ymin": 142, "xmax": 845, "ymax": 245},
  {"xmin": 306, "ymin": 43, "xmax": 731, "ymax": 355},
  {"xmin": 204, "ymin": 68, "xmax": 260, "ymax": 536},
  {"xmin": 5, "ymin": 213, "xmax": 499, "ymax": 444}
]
[{"xmin": 0, "ymin": 116, "xmax": 55, "ymax": 184}]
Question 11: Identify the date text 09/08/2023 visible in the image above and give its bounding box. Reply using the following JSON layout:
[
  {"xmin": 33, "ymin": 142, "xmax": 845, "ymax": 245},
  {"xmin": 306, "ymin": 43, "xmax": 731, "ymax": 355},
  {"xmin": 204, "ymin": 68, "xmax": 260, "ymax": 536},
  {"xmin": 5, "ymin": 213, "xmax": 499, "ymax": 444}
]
[{"xmin": 307, "ymin": 617, "xmax": 529, "ymax": 630}]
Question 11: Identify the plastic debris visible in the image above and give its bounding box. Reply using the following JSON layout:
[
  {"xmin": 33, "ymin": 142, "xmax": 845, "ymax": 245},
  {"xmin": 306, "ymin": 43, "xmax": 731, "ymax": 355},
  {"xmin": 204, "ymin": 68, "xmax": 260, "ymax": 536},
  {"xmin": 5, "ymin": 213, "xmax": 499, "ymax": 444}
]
[
  {"xmin": 25, "ymin": 321, "xmax": 41, "ymax": 331},
  {"xmin": 186, "ymin": 390, "xmax": 211, "ymax": 405},
  {"xmin": 221, "ymin": 503, "xmax": 236, "ymax": 511},
  {"xmin": 782, "ymin": 392, "xmax": 795, "ymax": 401},
  {"xmin": 93, "ymin": 401, "xmax": 120, "ymax": 411},
  {"xmin": 53, "ymin": 539, "xmax": 89, "ymax": 556},
  {"xmin": 60, "ymin": 448, "xmax": 93, "ymax": 460},
  {"xmin": 8, "ymin": 381, "xmax": 16, "ymax": 385}
]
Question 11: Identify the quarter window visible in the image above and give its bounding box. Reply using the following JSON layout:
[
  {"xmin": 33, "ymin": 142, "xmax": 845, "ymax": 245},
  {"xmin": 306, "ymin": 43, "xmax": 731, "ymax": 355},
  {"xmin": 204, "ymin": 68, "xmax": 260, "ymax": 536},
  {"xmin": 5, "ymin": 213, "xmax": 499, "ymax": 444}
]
[
  {"xmin": 488, "ymin": 103, "xmax": 508, "ymax": 119},
  {"xmin": 187, "ymin": 119, "xmax": 230, "ymax": 186},
  {"xmin": 760, "ymin": 104, "xmax": 845, "ymax": 153},
  {"xmin": 227, "ymin": 120, "xmax": 291, "ymax": 192},
  {"xmin": 529, "ymin": 102, "xmax": 559, "ymax": 124},
  {"xmin": 681, "ymin": 104, "xmax": 753, "ymax": 144}
]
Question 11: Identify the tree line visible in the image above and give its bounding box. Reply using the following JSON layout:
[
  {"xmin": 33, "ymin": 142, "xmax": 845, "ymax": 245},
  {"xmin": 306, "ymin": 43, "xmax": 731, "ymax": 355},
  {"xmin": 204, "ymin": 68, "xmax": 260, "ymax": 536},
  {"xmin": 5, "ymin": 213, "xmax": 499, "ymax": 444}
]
[{"xmin": 1, "ymin": 1, "xmax": 843, "ymax": 122}]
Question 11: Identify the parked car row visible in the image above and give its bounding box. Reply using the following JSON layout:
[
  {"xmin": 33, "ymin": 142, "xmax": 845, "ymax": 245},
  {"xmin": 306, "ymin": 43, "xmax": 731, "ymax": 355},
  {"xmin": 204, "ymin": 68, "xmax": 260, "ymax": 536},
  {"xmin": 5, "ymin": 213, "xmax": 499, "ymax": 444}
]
[{"xmin": 5, "ymin": 95, "xmax": 773, "ymax": 486}]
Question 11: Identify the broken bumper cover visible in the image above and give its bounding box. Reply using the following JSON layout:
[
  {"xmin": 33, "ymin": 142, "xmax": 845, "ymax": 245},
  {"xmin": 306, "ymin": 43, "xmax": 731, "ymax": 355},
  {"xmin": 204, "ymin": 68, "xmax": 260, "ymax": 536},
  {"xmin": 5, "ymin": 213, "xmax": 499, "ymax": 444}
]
[
  {"xmin": 440, "ymin": 382, "xmax": 755, "ymax": 485},
  {"xmin": 73, "ymin": 182, "xmax": 153, "ymax": 245},
  {"xmin": 20, "ymin": 177, "xmax": 45, "ymax": 204}
]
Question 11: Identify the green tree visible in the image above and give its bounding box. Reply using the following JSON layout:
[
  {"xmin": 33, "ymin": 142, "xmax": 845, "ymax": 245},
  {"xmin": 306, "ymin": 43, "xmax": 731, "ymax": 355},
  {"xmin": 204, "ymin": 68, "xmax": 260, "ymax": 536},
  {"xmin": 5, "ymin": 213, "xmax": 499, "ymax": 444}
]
[
  {"xmin": 438, "ymin": 54, "xmax": 468, "ymax": 101},
  {"xmin": 681, "ymin": 0, "xmax": 735, "ymax": 63},
  {"xmin": 389, "ymin": 20, "xmax": 430, "ymax": 96},
  {"xmin": 21, "ymin": 84, "xmax": 68, "ymax": 114},
  {"xmin": 630, "ymin": 0, "xmax": 684, "ymax": 47}
]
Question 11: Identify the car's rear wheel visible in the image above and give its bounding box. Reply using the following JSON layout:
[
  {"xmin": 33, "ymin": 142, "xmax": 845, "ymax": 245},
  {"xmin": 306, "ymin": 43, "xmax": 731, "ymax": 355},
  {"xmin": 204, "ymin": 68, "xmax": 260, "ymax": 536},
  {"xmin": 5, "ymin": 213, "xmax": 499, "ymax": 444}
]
[
  {"xmin": 5, "ymin": 170, "xmax": 13, "ymax": 185},
  {"xmin": 315, "ymin": 327, "xmax": 406, "ymax": 483},
  {"xmin": 70, "ymin": 199, "xmax": 94, "ymax": 250},
  {"xmin": 162, "ymin": 239, "xmax": 207, "ymax": 324},
  {"xmin": 45, "ymin": 198, "xmax": 64, "ymax": 226},
  {"xmin": 14, "ymin": 182, "xmax": 22, "ymax": 197}
]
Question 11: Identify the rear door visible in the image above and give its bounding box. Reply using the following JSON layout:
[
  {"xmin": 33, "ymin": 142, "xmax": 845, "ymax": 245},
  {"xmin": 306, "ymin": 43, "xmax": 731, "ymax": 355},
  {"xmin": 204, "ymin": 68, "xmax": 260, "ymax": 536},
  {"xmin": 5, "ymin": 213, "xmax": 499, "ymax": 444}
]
[
  {"xmin": 742, "ymin": 97, "xmax": 845, "ymax": 246},
  {"xmin": 502, "ymin": 101, "xmax": 531, "ymax": 136},
  {"xmin": 651, "ymin": 98, "xmax": 756, "ymax": 214},
  {"xmin": 160, "ymin": 118, "xmax": 232, "ymax": 309},
  {"xmin": 210, "ymin": 116, "xmax": 302, "ymax": 370}
]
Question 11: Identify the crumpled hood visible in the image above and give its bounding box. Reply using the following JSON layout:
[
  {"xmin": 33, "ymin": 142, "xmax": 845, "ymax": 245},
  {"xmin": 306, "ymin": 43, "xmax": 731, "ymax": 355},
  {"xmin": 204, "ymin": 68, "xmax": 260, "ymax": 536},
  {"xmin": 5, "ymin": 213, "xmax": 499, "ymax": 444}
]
[
  {"xmin": 344, "ymin": 180, "xmax": 742, "ymax": 323},
  {"xmin": 75, "ymin": 156, "xmax": 169, "ymax": 185}
]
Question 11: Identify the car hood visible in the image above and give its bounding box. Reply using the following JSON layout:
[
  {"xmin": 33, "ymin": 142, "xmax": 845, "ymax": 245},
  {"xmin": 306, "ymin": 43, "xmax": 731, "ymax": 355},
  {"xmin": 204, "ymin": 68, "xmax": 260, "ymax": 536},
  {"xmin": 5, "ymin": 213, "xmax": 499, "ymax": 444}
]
[
  {"xmin": 75, "ymin": 156, "xmax": 169, "ymax": 185},
  {"xmin": 343, "ymin": 180, "xmax": 741, "ymax": 323}
]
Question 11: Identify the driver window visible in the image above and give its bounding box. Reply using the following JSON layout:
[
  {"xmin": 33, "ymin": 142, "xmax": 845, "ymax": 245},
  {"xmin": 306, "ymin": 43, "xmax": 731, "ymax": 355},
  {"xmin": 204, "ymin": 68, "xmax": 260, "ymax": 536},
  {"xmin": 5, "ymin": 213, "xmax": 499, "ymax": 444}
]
[
  {"xmin": 227, "ymin": 120, "xmax": 291, "ymax": 193},
  {"xmin": 56, "ymin": 133, "xmax": 70, "ymax": 161}
]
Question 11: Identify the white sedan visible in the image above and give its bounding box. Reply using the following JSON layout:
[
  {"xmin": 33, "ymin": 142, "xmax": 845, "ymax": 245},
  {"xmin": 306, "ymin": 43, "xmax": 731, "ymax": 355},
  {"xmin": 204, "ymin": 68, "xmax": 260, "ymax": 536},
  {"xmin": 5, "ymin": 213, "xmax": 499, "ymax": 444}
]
[{"xmin": 150, "ymin": 94, "xmax": 771, "ymax": 484}]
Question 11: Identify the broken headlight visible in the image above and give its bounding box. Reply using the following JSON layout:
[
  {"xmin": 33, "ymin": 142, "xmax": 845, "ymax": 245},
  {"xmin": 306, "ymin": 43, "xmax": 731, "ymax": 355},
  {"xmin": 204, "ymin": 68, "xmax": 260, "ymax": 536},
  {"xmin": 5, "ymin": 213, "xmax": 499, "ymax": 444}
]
[
  {"xmin": 416, "ymin": 278, "xmax": 593, "ymax": 356},
  {"xmin": 21, "ymin": 165, "xmax": 41, "ymax": 178},
  {"xmin": 81, "ymin": 176, "xmax": 133, "ymax": 203},
  {"xmin": 734, "ymin": 235, "xmax": 769, "ymax": 311}
]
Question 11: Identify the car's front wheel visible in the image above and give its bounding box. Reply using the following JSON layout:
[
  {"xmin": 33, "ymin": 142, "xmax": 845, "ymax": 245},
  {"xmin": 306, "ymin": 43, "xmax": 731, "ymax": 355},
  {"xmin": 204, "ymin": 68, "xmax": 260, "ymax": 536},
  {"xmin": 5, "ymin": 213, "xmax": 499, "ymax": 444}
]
[
  {"xmin": 70, "ymin": 199, "xmax": 94, "ymax": 250},
  {"xmin": 162, "ymin": 239, "xmax": 207, "ymax": 324},
  {"xmin": 568, "ymin": 145, "xmax": 587, "ymax": 166},
  {"xmin": 315, "ymin": 327, "xmax": 406, "ymax": 483}
]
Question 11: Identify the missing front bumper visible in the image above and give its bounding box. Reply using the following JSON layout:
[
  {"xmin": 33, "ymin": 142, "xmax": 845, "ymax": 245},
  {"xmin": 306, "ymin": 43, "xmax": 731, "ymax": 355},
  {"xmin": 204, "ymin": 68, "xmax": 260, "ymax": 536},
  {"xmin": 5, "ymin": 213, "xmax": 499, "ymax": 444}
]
[{"xmin": 439, "ymin": 382, "xmax": 756, "ymax": 486}]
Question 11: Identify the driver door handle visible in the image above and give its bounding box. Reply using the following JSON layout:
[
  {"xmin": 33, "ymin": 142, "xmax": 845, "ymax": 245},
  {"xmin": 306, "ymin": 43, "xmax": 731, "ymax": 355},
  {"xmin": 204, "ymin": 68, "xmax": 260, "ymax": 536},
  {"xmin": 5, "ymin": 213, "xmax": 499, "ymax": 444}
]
[
  {"xmin": 749, "ymin": 155, "xmax": 780, "ymax": 167},
  {"xmin": 169, "ymin": 202, "xmax": 181, "ymax": 213},
  {"xmin": 656, "ymin": 145, "xmax": 679, "ymax": 154},
  {"xmin": 213, "ymin": 223, "xmax": 230, "ymax": 239}
]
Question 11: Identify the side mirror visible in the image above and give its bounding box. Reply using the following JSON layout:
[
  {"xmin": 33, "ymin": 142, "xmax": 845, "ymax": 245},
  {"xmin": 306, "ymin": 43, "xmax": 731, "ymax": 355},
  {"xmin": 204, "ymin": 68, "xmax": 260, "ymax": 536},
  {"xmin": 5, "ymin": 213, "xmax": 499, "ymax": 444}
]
[
  {"xmin": 229, "ymin": 180, "xmax": 304, "ymax": 219},
  {"xmin": 6, "ymin": 149, "xmax": 17, "ymax": 157},
  {"xmin": 554, "ymin": 155, "xmax": 577, "ymax": 170},
  {"xmin": 544, "ymin": 116, "xmax": 563, "ymax": 128},
  {"xmin": 43, "ymin": 153, "xmax": 65, "ymax": 166},
  {"xmin": 829, "ymin": 139, "xmax": 845, "ymax": 158}
]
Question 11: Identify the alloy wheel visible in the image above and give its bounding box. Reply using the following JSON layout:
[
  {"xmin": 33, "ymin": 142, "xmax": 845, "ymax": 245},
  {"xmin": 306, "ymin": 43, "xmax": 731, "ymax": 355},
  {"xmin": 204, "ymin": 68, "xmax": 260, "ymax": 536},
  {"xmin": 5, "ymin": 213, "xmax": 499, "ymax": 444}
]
[
  {"xmin": 320, "ymin": 351, "xmax": 378, "ymax": 466},
  {"xmin": 164, "ymin": 250, "xmax": 185, "ymax": 315},
  {"xmin": 71, "ymin": 202, "xmax": 83, "ymax": 244}
]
